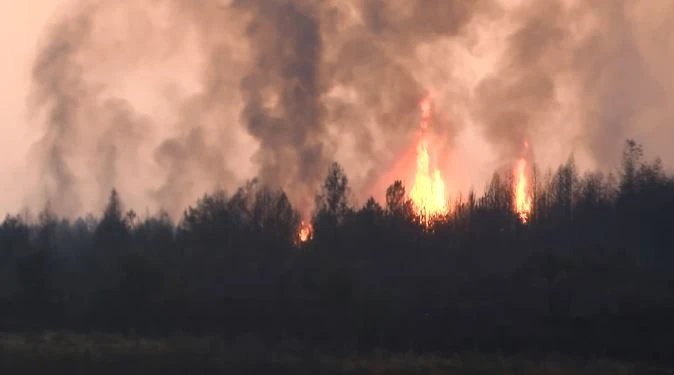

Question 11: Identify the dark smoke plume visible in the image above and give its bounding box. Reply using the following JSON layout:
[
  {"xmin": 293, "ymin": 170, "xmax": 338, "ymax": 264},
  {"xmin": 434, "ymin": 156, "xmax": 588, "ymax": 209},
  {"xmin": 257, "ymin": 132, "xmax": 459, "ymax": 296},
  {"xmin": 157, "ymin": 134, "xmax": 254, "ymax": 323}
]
[
  {"xmin": 26, "ymin": 0, "xmax": 674, "ymax": 217},
  {"xmin": 30, "ymin": 2, "xmax": 99, "ymax": 216},
  {"xmin": 473, "ymin": 1, "xmax": 672, "ymax": 170},
  {"xmin": 235, "ymin": 0, "xmax": 329, "ymax": 215}
]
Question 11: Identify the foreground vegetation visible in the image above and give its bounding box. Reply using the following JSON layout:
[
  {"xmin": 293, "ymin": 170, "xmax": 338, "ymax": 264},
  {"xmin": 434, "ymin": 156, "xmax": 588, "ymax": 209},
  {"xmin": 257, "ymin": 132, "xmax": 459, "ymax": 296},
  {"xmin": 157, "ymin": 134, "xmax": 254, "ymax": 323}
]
[
  {"xmin": 1, "ymin": 140, "xmax": 673, "ymax": 363},
  {"xmin": 1, "ymin": 332, "xmax": 672, "ymax": 374}
]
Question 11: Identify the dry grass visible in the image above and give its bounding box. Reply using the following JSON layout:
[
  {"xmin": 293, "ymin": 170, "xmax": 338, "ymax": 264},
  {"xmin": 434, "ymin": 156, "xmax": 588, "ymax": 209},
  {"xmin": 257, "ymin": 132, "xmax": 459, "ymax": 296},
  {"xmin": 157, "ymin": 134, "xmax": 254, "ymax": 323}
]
[{"xmin": 0, "ymin": 331, "xmax": 671, "ymax": 374}]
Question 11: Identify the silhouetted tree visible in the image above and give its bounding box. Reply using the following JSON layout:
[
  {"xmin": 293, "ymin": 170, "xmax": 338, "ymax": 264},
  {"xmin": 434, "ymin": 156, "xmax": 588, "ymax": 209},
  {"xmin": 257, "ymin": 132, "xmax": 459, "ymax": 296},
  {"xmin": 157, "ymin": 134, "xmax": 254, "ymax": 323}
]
[
  {"xmin": 549, "ymin": 156, "xmax": 579, "ymax": 225},
  {"xmin": 314, "ymin": 162, "xmax": 352, "ymax": 223},
  {"xmin": 619, "ymin": 139, "xmax": 643, "ymax": 198},
  {"xmin": 312, "ymin": 162, "xmax": 353, "ymax": 255},
  {"xmin": 94, "ymin": 189, "xmax": 130, "ymax": 254},
  {"xmin": 0, "ymin": 139, "xmax": 673, "ymax": 360},
  {"xmin": 0, "ymin": 215, "xmax": 30, "ymax": 263},
  {"xmin": 178, "ymin": 190, "xmax": 230, "ymax": 254}
]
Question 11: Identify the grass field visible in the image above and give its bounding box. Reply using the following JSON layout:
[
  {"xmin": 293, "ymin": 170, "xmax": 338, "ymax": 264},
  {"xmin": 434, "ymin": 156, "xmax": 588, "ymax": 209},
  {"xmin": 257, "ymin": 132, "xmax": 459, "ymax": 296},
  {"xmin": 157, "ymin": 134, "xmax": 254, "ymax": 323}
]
[{"xmin": 0, "ymin": 332, "xmax": 672, "ymax": 374}]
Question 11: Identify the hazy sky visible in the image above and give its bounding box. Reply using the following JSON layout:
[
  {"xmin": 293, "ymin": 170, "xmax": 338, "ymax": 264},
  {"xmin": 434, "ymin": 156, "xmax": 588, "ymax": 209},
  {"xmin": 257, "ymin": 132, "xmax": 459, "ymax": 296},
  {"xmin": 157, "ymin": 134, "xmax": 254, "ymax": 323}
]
[
  {"xmin": 0, "ymin": 0, "xmax": 62, "ymax": 214},
  {"xmin": 1, "ymin": 0, "xmax": 673, "ymax": 219}
]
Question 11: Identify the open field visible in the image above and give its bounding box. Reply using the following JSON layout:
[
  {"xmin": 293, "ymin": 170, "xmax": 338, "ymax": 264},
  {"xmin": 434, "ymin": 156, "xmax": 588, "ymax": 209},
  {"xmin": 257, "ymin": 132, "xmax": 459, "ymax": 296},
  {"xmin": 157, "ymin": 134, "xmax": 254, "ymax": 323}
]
[{"xmin": 0, "ymin": 332, "xmax": 672, "ymax": 374}]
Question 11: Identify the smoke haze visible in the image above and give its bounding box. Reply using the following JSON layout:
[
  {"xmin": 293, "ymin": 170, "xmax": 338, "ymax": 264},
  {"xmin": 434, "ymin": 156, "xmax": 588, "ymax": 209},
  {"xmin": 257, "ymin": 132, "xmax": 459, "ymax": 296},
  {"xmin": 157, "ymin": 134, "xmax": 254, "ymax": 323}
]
[{"xmin": 1, "ymin": 0, "xmax": 673, "ymax": 218}]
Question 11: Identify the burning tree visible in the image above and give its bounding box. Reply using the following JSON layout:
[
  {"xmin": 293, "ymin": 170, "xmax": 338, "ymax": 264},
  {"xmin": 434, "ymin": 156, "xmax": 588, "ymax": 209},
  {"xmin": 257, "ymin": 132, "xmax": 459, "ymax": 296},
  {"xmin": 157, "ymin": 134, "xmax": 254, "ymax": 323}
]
[
  {"xmin": 409, "ymin": 94, "xmax": 448, "ymax": 227},
  {"xmin": 513, "ymin": 141, "xmax": 533, "ymax": 223}
]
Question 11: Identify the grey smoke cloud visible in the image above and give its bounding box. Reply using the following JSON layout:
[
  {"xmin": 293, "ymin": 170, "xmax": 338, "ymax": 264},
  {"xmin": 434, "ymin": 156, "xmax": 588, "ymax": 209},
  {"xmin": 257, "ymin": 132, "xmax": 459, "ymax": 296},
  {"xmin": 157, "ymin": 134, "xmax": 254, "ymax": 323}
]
[
  {"xmin": 23, "ymin": 0, "xmax": 674, "ymax": 218},
  {"xmin": 473, "ymin": 1, "xmax": 674, "ymax": 171},
  {"xmin": 29, "ymin": 2, "xmax": 97, "ymax": 216}
]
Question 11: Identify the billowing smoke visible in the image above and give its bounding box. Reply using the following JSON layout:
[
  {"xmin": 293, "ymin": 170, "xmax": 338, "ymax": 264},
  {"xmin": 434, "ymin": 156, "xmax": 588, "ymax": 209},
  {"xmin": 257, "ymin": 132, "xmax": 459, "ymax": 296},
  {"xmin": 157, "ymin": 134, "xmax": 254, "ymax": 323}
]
[
  {"xmin": 235, "ymin": 0, "xmax": 328, "ymax": 216},
  {"xmin": 473, "ymin": 1, "xmax": 674, "ymax": 170},
  {"xmin": 24, "ymin": 0, "xmax": 674, "ymax": 218}
]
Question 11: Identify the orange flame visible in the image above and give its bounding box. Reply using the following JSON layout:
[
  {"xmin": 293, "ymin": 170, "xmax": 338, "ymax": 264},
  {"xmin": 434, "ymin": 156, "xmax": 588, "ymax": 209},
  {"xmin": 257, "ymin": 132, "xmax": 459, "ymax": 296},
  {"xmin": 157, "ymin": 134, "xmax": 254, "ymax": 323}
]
[
  {"xmin": 409, "ymin": 94, "xmax": 447, "ymax": 226},
  {"xmin": 298, "ymin": 221, "xmax": 313, "ymax": 243},
  {"xmin": 513, "ymin": 158, "xmax": 532, "ymax": 223}
]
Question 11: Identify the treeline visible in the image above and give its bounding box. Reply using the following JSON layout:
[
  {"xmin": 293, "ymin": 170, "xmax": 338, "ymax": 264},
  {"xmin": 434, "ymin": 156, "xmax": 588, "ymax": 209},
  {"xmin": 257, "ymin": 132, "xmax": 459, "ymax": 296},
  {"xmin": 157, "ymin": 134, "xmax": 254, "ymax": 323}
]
[{"xmin": 1, "ymin": 140, "xmax": 673, "ymax": 361}]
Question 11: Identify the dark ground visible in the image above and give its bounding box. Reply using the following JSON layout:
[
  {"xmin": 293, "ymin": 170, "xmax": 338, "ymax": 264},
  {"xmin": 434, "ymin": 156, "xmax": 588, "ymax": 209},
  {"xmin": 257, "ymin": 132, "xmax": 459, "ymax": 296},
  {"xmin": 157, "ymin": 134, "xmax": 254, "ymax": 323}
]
[{"xmin": 1, "ymin": 332, "xmax": 672, "ymax": 374}]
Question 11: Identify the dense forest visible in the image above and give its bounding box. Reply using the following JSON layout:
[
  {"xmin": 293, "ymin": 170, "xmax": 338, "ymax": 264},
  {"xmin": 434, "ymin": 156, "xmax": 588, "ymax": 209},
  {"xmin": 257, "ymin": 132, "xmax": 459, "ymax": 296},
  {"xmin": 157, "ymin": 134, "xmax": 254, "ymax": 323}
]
[{"xmin": 1, "ymin": 139, "xmax": 673, "ymax": 362}]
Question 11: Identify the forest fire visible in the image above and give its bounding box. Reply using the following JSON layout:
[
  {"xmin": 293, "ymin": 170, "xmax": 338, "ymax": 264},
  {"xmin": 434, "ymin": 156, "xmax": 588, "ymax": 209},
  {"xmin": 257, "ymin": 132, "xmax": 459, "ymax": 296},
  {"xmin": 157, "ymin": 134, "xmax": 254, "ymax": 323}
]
[
  {"xmin": 409, "ymin": 94, "xmax": 448, "ymax": 226},
  {"xmin": 298, "ymin": 221, "xmax": 313, "ymax": 243},
  {"xmin": 513, "ymin": 142, "xmax": 533, "ymax": 223}
]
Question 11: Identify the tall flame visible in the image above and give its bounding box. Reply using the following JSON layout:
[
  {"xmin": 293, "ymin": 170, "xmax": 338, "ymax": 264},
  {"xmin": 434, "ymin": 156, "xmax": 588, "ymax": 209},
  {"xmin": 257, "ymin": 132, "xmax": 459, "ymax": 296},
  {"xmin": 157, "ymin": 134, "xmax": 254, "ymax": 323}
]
[
  {"xmin": 298, "ymin": 220, "xmax": 312, "ymax": 243},
  {"xmin": 410, "ymin": 94, "xmax": 447, "ymax": 226},
  {"xmin": 513, "ymin": 142, "xmax": 532, "ymax": 223}
]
